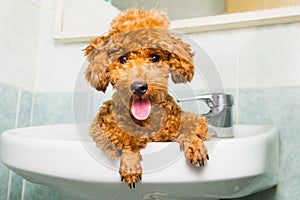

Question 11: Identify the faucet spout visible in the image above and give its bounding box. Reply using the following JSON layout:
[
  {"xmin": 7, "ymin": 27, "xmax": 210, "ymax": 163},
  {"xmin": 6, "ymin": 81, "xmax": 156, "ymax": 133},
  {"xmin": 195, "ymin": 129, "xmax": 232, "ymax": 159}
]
[
  {"xmin": 176, "ymin": 95, "xmax": 216, "ymax": 108},
  {"xmin": 177, "ymin": 93, "xmax": 234, "ymax": 137}
]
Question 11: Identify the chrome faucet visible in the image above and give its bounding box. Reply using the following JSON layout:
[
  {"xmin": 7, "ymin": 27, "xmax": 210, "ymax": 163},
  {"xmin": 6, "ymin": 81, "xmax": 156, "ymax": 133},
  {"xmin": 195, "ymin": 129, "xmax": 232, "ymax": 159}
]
[{"xmin": 177, "ymin": 93, "xmax": 234, "ymax": 137}]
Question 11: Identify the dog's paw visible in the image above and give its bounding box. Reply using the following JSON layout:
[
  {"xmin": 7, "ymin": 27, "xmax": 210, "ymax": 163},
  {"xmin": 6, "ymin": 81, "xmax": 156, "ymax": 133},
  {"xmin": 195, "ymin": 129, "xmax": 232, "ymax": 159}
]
[
  {"xmin": 119, "ymin": 152, "xmax": 142, "ymax": 188},
  {"xmin": 119, "ymin": 168, "xmax": 142, "ymax": 188},
  {"xmin": 185, "ymin": 138, "xmax": 209, "ymax": 167}
]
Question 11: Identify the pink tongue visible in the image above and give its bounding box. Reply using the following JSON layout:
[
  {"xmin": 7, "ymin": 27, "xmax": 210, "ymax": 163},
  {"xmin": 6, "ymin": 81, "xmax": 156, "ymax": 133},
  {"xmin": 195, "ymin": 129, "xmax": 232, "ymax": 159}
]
[{"xmin": 131, "ymin": 99, "xmax": 151, "ymax": 120}]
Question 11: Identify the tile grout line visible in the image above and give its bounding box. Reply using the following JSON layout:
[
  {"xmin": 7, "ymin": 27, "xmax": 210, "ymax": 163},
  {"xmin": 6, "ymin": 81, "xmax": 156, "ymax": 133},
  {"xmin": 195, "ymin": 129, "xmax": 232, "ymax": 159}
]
[
  {"xmin": 10, "ymin": 89, "xmax": 22, "ymax": 200},
  {"xmin": 21, "ymin": 91, "xmax": 35, "ymax": 200},
  {"xmin": 6, "ymin": 89, "xmax": 21, "ymax": 200},
  {"xmin": 235, "ymin": 30, "xmax": 240, "ymax": 124},
  {"xmin": 235, "ymin": 88, "xmax": 240, "ymax": 124},
  {"xmin": 14, "ymin": 89, "xmax": 21, "ymax": 129},
  {"xmin": 6, "ymin": 171, "xmax": 12, "ymax": 200},
  {"xmin": 29, "ymin": 92, "xmax": 35, "ymax": 128},
  {"xmin": 21, "ymin": 180, "xmax": 26, "ymax": 200}
]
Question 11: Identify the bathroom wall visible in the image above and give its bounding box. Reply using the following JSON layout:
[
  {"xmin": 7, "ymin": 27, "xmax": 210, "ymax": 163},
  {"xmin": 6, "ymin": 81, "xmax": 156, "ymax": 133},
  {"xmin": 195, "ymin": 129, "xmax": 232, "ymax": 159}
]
[
  {"xmin": 0, "ymin": 0, "xmax": 40, "ymax": 91},
  {"xmin": 189, "ymin": 23, "xmax": 300, "ymax": 200},
  {"xmin": 0, "ymin": 0, "xmax": 37, "ymax": 198},
  {"xmin": 0, "ymin": 0, "xmax": 84, "ymax": 199},
  {"xmin": 0, "ymin": 1, "xmax": 300, "ymax": 200}
]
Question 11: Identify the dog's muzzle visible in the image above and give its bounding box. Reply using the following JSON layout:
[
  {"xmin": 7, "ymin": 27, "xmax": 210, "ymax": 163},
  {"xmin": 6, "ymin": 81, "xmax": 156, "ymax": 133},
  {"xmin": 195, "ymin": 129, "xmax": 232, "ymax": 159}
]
[{"xmin": 130, "ymin": 81, "xmax": 151, "ymax": 121}]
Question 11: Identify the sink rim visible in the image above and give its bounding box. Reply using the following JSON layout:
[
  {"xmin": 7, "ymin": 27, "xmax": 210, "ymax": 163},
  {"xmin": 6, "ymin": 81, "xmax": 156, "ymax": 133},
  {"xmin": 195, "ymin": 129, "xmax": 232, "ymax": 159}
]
[
  {"xmin": 0, "ymin": 123, "xmax": 279, "ymax": 199},
  {"xmin": 0, "ymin": 123, "xmax": 277, "ymax": 170},
  {"xmin": 0, "ymin": 123, "xmax": 278, "ymax": 180}
]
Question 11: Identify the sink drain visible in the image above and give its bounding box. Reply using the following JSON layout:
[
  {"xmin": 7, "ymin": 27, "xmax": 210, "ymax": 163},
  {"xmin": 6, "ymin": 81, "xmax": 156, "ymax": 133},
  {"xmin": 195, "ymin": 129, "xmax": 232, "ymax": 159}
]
[{"xmin": 142, "ymin": 191, "xmax": 168, "ymax": 200}]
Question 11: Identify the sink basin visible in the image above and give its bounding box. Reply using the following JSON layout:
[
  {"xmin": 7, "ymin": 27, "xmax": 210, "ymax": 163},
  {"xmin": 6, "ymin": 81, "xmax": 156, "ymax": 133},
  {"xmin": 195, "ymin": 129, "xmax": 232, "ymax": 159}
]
[{"xmin": 0, "ymin": 124, "xmax": 279, "ymax": 200}]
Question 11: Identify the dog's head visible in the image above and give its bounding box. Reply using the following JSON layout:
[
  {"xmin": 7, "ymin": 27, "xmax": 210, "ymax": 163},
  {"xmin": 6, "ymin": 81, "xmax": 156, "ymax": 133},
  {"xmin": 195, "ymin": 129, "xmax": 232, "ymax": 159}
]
[{"xmin": 85, "ymin": 9, "xmax": 194, "ymax": 121}]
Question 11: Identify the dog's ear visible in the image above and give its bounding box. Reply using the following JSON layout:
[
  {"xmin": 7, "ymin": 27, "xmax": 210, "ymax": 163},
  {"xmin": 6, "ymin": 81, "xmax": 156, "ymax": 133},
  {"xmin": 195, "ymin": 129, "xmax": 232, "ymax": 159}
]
[
  {"xmin": 169, "ymin": 56, "xmax": 194, "ymax": 83},
  {"xmin": 168, "ymin": 38, "xmax": 195, "ymax": 83},
  {"xmin": 85, "ymin": 61, "xmax": 109, "ymax": 93},
  {"xmin": 84, "ymin": 36, "xmax": 109, "ymax": 92}
]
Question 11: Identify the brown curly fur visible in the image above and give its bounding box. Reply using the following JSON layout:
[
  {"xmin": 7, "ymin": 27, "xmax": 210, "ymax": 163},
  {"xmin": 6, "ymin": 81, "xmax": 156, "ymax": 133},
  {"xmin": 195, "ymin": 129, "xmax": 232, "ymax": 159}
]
[{"xmin": 85, "ymin": 9, "xmax": 209, "ymax": 188}]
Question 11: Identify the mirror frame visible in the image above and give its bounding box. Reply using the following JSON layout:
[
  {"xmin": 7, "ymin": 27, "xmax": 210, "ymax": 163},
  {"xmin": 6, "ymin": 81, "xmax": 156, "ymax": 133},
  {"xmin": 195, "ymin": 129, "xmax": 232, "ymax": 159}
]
[{"xmin": 54, "ymin": 0, "xmax": 300, "ymax": 43}]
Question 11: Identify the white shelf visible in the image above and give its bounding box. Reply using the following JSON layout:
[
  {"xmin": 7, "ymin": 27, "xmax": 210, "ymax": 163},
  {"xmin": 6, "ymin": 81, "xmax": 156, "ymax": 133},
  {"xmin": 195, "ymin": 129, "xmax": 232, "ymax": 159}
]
[{"xmin": 54, "ymin": 1, "xmax": 300, "ymax": 43}]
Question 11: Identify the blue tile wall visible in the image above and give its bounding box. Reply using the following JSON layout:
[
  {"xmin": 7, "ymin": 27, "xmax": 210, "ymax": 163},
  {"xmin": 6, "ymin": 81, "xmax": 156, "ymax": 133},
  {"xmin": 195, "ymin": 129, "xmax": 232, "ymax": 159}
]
[
  {"xmin": 0, "ymin": 162, "xmax": 9, "ymax": 200},
  {"xmin": 18, "ymin": 90, "xmax": 33, "ymax": 128},
  {"xmin": 0, "ymin": 83, "xmax": 76, "ymax": 200},
  {"xmin": 0, "ymin": 83, "xmax": 18, "ymax": 133},
  {"xmin": 9, "ymin": 172, "xmax": 23, "ymax": 200},
  {"xmin": 31, "ymin": 93, "xmax": 73, "ymax": 126},
  {"xmin": 73, "ymin": 92, "xmax": 94, "ymax": 124},
  {"xmin": 0, "ymin": 83, "xmax": 18, "ymax": 200},
  {"xmin": 236, "ymin": 88, "xmax": 300, "ymax": 200}
]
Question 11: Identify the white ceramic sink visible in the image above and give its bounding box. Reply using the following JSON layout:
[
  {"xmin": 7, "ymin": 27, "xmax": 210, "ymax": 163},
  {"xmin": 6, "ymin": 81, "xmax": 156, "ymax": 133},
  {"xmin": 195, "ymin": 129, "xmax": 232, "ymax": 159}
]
[{"xmin": 0, "ymin": 124, "xmax": 279, "ymax": 200}]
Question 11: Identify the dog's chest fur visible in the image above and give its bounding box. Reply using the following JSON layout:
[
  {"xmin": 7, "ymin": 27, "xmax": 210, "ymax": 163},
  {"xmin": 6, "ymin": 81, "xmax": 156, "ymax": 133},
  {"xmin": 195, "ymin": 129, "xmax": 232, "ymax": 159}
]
[{"xmin": 97, "ymin": 94, "xmax": 182, "ymax": 150}]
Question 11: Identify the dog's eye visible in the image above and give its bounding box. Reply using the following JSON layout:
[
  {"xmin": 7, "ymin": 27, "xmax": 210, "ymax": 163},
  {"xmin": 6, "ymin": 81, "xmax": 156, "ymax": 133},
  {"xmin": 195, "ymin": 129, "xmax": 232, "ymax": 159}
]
[
  {"xmin": 119, "ymin": 56, "xmax": 128, "ymax": 64},
  {"xmin": 150, "ymin": 55, "xmax": 160, "ymax": 63}
]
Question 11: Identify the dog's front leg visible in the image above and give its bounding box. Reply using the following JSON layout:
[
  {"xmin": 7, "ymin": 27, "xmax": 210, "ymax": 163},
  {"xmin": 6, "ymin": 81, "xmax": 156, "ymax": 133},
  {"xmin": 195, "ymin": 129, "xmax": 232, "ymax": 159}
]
[
  {"xmin": 119, "ymin": 151, "xmax": 142, "ymax": 188},
  {"xmin": 175, "ymin": 112, "xmax": 209, "ymax": 167}
]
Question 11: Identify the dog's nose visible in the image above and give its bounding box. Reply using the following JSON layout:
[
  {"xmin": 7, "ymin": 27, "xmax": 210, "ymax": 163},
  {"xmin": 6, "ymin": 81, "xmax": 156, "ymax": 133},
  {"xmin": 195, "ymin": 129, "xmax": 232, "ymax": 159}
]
[{"xmin": 130, "ymin": 81, "xmax": 148, "ymax": 96}]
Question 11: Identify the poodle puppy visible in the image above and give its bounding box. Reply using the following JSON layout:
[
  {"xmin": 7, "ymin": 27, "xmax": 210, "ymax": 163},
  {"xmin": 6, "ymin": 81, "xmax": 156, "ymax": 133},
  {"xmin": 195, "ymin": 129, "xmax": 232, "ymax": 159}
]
[{"xmin": 84, "ymin": 9, "xmax": 209, "ymax": 188}]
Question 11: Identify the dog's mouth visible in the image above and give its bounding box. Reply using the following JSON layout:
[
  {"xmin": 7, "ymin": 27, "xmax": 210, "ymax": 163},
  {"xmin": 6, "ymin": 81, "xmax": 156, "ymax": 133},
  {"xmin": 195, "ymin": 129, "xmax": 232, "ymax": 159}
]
[{"xmin": 131, "ymin": 97, "xmax": 151, "ymax": 121}]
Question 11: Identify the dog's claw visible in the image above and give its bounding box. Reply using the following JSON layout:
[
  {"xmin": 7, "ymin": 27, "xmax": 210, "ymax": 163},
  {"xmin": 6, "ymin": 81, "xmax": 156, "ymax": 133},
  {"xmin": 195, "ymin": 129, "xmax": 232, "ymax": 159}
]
[
  {"xmin": 128, "ymin": 182, "xmax": 136, "ymax": 189},
  {"xmin": 197, "ymin": 159, "xmax": 202, "ymax": 166},
  {"xmin": 185, "ymin": 138, "xmax": 209, "ymax": 168}
]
